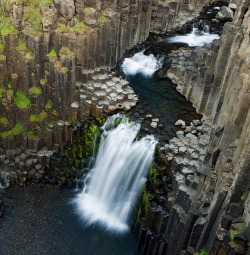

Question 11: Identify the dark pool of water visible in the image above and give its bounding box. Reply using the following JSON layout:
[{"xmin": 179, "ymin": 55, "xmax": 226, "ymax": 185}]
[
  {"xmin": 126, "ymin": 73, "xmax": 201, "ymax": 142},
  {"xmin": 0, "ymin": 184, "xmax": 138, "ymax": 255}
]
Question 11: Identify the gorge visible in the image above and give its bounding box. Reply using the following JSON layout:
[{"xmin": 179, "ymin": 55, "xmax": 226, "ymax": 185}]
[{"xmin": 0, "ymin": 0, "xmax": 250, "ymax": 255}]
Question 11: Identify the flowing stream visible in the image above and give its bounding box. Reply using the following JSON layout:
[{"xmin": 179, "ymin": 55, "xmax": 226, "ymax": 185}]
[
  {"xmin": 165, "ymin": 27, "xmax": 220, "ymax": 47},
  {"xmin": 74, "ymin": 114, "xmax": 158, "ymax": 233}
]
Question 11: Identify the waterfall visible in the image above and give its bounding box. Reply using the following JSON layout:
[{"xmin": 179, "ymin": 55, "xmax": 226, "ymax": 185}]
[
  {"xmin": 166, "ymin": 27, "xmax": 220, "ymax": 47},
  {"xmin": 74, "ymin": 114, "xmax": 158, "ymax": 233},
  {"xmin": 122, "ymin": 51, "xmax": 163, "ymax": 77}
]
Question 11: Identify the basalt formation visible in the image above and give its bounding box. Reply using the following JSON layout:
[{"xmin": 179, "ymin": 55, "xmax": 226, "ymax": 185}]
[{"xmin": 0, "ymin": 0, "xmax": 249, "ymax": 255}]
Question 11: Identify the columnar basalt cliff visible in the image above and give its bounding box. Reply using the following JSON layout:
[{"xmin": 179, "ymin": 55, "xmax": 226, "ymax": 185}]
[
  {"xmin": 0, "ymin": 0, "xmax": 250, "ymax": 254},
  {"xmin": 0, "ymin": 0, "xmax": 217, "ymax": 186},
  {"xmin": 134, "ymin": 1, "xmax": 250, "ymax": 254}
]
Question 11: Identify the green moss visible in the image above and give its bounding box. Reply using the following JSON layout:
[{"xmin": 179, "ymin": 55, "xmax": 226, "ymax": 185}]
[
  {"xmin": 0, "ymin": 88, "xmax": 6, "ymax": 97},
  {"xmin": 83, "ymin": 7, "xmax": 94, "ymax": 15},
  {"xmin": 47, "ymin": 49, "xmax": 57, "ymax": 58},
  {"xmin": 98, "ymin": 15, "xmax": 107, "ymax": 23},
  {"xmin": 23, "ymin": 5, "xmax": 43, "ymax": 34},
  {"xmin": 59, "ymin": 46, "xmax": 75, "ymax": 58},
  {"xmin": 0, "ymin": 117, "xmax": 9, "ymax": 126},
  {"xmin": 149, "ymin": 165, "xmax": 159, "ymax": 185},
  {"xmin": 0, "ymin": 55, "xmax": 6, "ymax": 61},
  {"xmin": 0, "ymin": 17, "xmax": 18, "ymax": 36},
  {"xmin": 1, "ymin": 130, "xmax": 13, "ymax": 138},
  {"xmin": 27, "ymin": 131, "xmax": 39, "ymax": 140},
  {"xmin": 29, "ymin": 111, "xmax": 48, "ymax": 123},
  {"xmin": 1, "ymin": 122, "xmax": 25, "ymax": 138},
  {"xmin": 45, "ymin": 100, "xmax": 53, "ymax": 110},
  {"xmin": 28, "ymin": 86, "xmax": 42, "ymax": 96},
  {"xmin": 14, "ymin": 92, "xmax": 31, "ymax": 109},
  {"xmin": 0, "ymin": 40, "xmax": 5, "ymax": 52},
  {"xmin": 17, "ymin": 39, "xmax": 27, "ymax": 51},
  {"xmin": 194, "ymin": 249, "xmax": 209, "ymax": 255},
  {"xmin": 55, "ymin": 23, "xmax": 69, "ymax": 33},
  {"xmin": 7, "ymin": 82, "xmax": 12, "ymax": 89},
  {"xmin": 242, "ymin": 191, "xmax": 249, "ymax": 200},
  {"xmin": 24, "ymin": 51, "xmax": 35, "ymax": 61},
  {"xmin": 229, "ymin": 241, "xmax": 245, "ymax": 252},
  {"xmin": 12, "ymin": 123, "xmax": 25, "ymax": 135},
  {"xmin": 6, "ymin": 89, "xmax": 13, "ymax": 99},
  {"xmin": 39, "ymin": 0, "xmax": 53, "ymax": 6},
  {"xmin": 70, "ymin": 20, "xmax": 89, "ymax": 34},
  {"xmin": 52, "ymin": 109, "xmax": 58, "ymax": 115}
]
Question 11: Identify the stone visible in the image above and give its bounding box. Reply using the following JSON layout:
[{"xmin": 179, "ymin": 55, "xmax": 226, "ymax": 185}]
[
  {"xmin": 216, "ymin": 6, "xmax": 234, "ymax": 21},
  {"xmin": 179, "ymin": 147, "xmax": 187, "ymax": 153},
  {"xmin": 151, "ymin": 122, "xmax": 158, "ymax": 128},
  {"xmin": 229, "ymin": 203, "xmax": 244, "ymax": 218},
  {"xmin": 228, "ymin": 3, "xmax": 237, "ymax": 10},
  {"xmin": 71, "ymin": 101, "xmax": 79, "ymax": 108},
  {"xmin": 175, "ymin": 120, "xmax": 185, "ymax": 126}
]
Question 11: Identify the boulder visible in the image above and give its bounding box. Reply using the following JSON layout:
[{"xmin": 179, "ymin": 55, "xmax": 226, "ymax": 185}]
[{"xmin": 216, "ymin": 6, "xmax": 234, "ymax": 21}]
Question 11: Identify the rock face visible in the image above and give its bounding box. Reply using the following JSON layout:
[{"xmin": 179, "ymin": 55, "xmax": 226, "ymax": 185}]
[
  {"xmin": 1, "ymin": 0, "xmax": 250, "ymax": 254},
  {"xmin": 0, "ymin": 0, "xmax": 216, "ymax": 184},
  {"xmin": 134, "ymin": 1, "xmax": 250, "ymax": 254}
]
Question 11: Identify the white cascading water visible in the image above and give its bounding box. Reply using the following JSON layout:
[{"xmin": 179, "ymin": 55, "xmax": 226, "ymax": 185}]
[
  {"xmin": 122, "ymin": 51, "xmax": 163, "ymax": 77},
  {"xmin": 74, "ymin": 114, "xmax": 158, "ymax": 233},
  {"xmin": 166, "ymin": 27, "xmax": 220, "ymax": 47}
]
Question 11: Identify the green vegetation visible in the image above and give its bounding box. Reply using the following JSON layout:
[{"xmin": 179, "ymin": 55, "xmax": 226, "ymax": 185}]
[
  {"xmin": 194, "ymin": 249, "xmax": 209, "ymax": 255},
  {"xmin": 55, "ymin": 23, "xmax": 68, "ymax": 33},
  {"xmin": 242, "ymin": 191, "xmax": 249, "ymax": 200},
  {"xmin": 45, "ymin": 100, "xmax": 53, "ymax": 110},
  {"xmin": 0, "ymin": 117, "xmax": 9, "ymax": 126},
  {"xmin": 98, "ymin": 16, "xmax": 107, "ymax": 23},
  {"xmin": 52, "ymin": 109, "xmax": 58, "ymax": 115},
  {"xmin": 6, "ymin": 89, "xmax": 13, "ymax": 99},
  {"xmin": 17, "ymin": 39, "xmax": 35, "ymax": 61},
  {"xmin": 27, "ymin": 131, "xmax": 39, "ymax": 140},
  {"xmin": 29, "ymin": 111, "xmax": 48, "ymax": 123},
  {"xmin": 0, "ymin": 40, "xmax": 5, "ymax": 52},
  {"xmin": 28, "ymin": 86, "xmax": 42, "ymax": 96},
  {"xmin": 59, "ymin": 46, "xmax": 75, "ymax": 58},
  {"xmin": 83, "ymin": 7, "xmax": 95, "ymax": 15},
  {"xmin": 47, "ymin": 49, "xmax": 57, "ymax": 58},
  {"xmin": 17, "ymin": 39, "xmax": 27, "ymax": 51},
  {"xmin": 149, "ymin": 165, "xmax": 159, "ymax": 185},
  {"xmin": 14, "ymin": 92, "xmax": 31, "ymax": 109},
  {"xmin": 23, "ymin": 5, "xmax": 43, "ymax": 34},
  {"xmin": 0, "ymin": 123, "xmax": 25, "ymax": 138},
  {"xmin": 0, "ymin": 88, "xmax": 6, "ymax": 97},
  {"xmin": 0, "ymin": 17, "xmax": 18, "ymax": 36},
  {"xmin": 70, "ymin": 20, "xmax": 89, "ymax": 34},
  {"xmin": 0, "ymin": 55, "xmax": 6, "ymax": 61}
]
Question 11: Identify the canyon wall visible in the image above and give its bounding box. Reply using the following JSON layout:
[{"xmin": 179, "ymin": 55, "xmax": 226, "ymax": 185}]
[
  {"xmin": 0, "ymin": 0, "xmax": 216, "ymax": 184},
  {"xmin": 134, "ymin": 1, "xmax": 250, "ymax": 254},
  {"xmin": 1, "ymin": 0, "xmax": 250, "ymax": 255}
]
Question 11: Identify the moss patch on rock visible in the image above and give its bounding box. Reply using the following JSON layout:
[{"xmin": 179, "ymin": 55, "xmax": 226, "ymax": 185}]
[
  {"xmin": 28, "ymin": 86, "xmax": 42, "ymax": 96},
  {"xmin": 0, "ymin": 117, "xmax": 9, "ymax": 126},
  {"xmin": 29, "ymin": 111, "xmax": 48, "ymax": 123},
  {"xmin": 14, "ymin": 92, "xmax": 31, "ymax": 109}
]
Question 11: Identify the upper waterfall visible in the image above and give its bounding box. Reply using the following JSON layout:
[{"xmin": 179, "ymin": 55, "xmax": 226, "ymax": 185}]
[
  {"xmin": 121, "ymin": 51, "xmax": 163, "ymax": 77},
  {"xmin": 74, "ymin": 114, "xmax": 158, "ymax": 233},
  {"xmin": 165, "ymin": 27, "xmax": 220, "ymax": 47}
]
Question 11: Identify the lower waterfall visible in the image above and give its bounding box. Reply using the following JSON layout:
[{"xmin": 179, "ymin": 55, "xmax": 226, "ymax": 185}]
[{"xmin": 74, "ymin": 114, "xmax": 158, "ymax": 233}]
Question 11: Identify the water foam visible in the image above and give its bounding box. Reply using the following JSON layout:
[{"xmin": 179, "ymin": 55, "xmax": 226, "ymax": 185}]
[
  {"xmin": 74, "ymin": 114, "xmax": 158, "ymax": 233},
  {"xmin": 122, "ymin": 51, "xmax": 163, "ymax": 77},
  {"xmin": 166, "ymin": 27, "xmax": 220, "ymax": 47}
]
